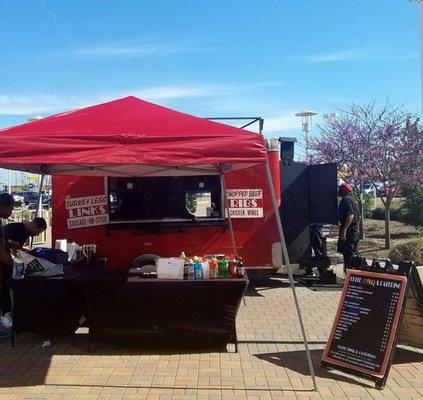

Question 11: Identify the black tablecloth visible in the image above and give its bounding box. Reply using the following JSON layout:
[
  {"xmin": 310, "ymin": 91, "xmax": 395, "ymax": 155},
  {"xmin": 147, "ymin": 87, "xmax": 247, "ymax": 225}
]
[
  {"xmin": 76, "ymin": 269, "xmax": 248, "ymax": 348},
  {"xmin": 9, "ymin": 264, "xmax": 87, "ymax": 335}
]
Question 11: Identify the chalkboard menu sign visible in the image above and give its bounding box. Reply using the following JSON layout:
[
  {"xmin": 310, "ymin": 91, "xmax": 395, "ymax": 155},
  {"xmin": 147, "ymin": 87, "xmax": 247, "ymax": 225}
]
[{"xmin": 322, "ymin": 270, "xmax": 408, "ymax": 388}]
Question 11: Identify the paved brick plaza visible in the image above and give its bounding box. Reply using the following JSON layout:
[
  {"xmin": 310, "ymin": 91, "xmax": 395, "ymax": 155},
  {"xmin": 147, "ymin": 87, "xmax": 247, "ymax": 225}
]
[{"xmin": 0, "ymin": 267, "xmax": 422, "ymax": 400}]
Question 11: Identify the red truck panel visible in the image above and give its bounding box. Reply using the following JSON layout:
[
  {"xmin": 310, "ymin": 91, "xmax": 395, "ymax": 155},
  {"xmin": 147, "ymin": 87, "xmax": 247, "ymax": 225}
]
[{"xmin": 52, "ymin": 152, "xmax": 280, "ymax": 269}]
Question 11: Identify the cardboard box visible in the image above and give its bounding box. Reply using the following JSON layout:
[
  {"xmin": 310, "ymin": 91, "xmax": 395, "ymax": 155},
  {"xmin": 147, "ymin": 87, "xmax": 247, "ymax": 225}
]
[{"xmin": 156, "ymin": 257, "xmax": 184, "ymax": 279}]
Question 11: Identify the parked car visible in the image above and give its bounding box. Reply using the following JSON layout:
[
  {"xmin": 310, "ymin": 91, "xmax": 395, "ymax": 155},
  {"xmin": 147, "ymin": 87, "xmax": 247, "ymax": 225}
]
[
  {"xmin": 362, "ymin": 182, "xmax": 375, "ymax": 195},
  {"xmin": 23, "ymin": 191, "xmax": 39, "ymax": 205},
  {"xmin": 23, "ymin": 192, "xmax": 51, "ymax": 205},
  {"xmin": 376, "ymin": 182, "xmax": 401, "ymax": 197},
  {"xmin": 377, "ymin": 184, "xmax": 401, "ymax": 196},
  {"xmin": 42, "ymin": 195, "xmax": 51, "ymax": 205},
  {"xmin": 26, "ymin": 203, "xmax": 50, "ymax": 211},
  {"xmin": 11, "ymin": 192, "xmax": 24, "ymax": 206}
]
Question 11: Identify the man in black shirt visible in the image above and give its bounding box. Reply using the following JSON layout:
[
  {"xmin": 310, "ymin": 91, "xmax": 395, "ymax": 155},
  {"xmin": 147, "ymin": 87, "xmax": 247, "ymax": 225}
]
[
  {"xmin": 4, "ymin": 217, "xmax": 47, "ymax": 250},
  {"xmin": 0, "ymin": 217, "xmax": 47, "ymax": 330},
  {"xmin": 337, "ymin": 183, "xmax": 360, "ymax": 274},
  {"xmin": 0, "ymin": 193, "xmax": 15, "ymax": 336}
]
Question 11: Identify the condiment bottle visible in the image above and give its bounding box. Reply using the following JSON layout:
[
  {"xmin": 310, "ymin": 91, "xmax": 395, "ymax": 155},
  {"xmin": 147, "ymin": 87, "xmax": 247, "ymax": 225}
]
[
  {"xmin": 202, "ymin": 261, "xmax": 210, "ymax": 279},
  {"xmin": 209, "ymin": 259, "xmax": 218, "ymax": 279},
  {"xmin": 229, "ymin": 258, "xmax": 237, "ymax": 278},
  {"xmin": 236, "ymin": 259, "xmax": 245, "ymax": 278},
  {"xmin": 194, "ymin": 261, "xmax": 203, "ymax": 280},
  {"xmin": 187, "ymin": 259, "xmax": 195, "ymax": 280},
  {"xmin": 219, "ymin": 259, "xmax": 229, "ymax": 279}
]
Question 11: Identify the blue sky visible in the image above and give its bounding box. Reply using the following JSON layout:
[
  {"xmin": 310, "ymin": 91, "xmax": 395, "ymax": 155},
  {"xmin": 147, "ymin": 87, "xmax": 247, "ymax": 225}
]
[{"xmin": 0, "ymin": 0, "xmax": 420, "ymax": 183}]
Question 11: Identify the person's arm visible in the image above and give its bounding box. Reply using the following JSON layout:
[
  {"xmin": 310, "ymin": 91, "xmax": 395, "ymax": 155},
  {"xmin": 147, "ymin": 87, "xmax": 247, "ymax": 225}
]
[
  {"xmin": 4, "ymin": 224, "xmax": 26, "ymax": 252},
  {"xmin": 340, "ymin": 213, "xmax": 354, "ymax": 241},
  {"xmin": 0, "ymin": 240, "xmax": 13, "ymax": 266}
]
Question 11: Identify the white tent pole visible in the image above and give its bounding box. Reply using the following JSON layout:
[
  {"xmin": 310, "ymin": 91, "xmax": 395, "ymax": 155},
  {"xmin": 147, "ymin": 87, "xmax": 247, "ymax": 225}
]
[
  {"xmin": 36, "ymin": 174, "xmax": 45, "ymax": 218},
  {"xmin": 30, "ymin": 174, "xmax": 45, "ymax": 250},
  {"xmin": 7, "ymin": 170, "xmax": 11, "ymax": 194},
  {"xmin": 265, "ymin": 161, "xmax": 317, "ymax": 391},
  {"xmin": 221, "ymin": 172, "xmax": 238, "ymax": 256}
]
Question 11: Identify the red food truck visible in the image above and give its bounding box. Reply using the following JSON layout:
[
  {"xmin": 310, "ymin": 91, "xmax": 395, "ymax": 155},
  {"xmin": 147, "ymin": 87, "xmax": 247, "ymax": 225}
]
[{"xmin": 50, "ymin": 144, "xmax": 281, "ymax": 269}]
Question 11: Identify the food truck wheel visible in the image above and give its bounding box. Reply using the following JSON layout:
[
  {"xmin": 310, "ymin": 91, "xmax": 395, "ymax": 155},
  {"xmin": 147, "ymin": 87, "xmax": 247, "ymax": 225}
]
[{"xmin": 130, "ymin": 253, "xmax": 160, "ymax": 269}]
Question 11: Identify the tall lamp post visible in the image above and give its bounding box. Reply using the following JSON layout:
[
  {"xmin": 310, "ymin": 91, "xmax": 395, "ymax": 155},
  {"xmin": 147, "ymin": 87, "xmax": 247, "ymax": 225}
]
[
  {"xmin": 295, "ymin": 110, "xmax": 318, "ymax": 162},
  {"xmin": 420, "ymin": 1, "xmax": 423, "ymax": 115}
]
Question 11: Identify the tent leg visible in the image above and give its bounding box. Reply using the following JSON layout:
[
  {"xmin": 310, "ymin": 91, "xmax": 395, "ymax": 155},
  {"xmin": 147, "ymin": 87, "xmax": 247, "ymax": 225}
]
[
  {"xmin": 265, "ymin": 162, "xmax": 317, "ymax": 391},
  {"xmin": 221, "ymin": 173, "xmax": 238, "ymax": 256},
  {"xmin": 35, "ymin": 174, "xmax": 45, "ymax": 218},
  {"xmin": 30, "ymin": 174, "xmax": 45, "ymax": 250}
]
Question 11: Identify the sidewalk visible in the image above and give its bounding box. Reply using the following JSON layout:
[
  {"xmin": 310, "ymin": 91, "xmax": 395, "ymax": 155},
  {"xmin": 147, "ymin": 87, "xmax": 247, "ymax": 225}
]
[{"xmin": 0, "ymin": 269, "xmax": 422, "ymax": 400}]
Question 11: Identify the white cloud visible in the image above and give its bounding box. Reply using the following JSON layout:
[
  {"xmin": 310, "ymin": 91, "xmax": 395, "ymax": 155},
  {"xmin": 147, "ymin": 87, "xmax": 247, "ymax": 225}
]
[
  {"xmin": 0, "ymin": 81, "xmax": 283, "ymax": 116},
  {"xmin": 0, "ymin": 94, "xmax": 88, "ymax": 116},
  {"xmin": 307, "ymin": 49, "xmax": 372, "ymax": 62},
  {"xmin": 263, "ymin": 112, "xmax": 300, "ymax": 133},
  {"xmin": 57, "ymin": 39, "xmax": 212, "ymax": 59},
  {"xmin": 287, "ymin": 48, "xmax": 419, "ymax": 63}
]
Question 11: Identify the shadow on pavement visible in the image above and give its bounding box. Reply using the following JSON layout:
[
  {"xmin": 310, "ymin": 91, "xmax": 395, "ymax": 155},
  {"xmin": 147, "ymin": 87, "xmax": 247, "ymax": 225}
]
[
  {"xmin": 254, "ymin": 347, "xmax": 423, "ymax": 388},
  {"xmin": 246, "ymin": 274, "xmax": 344, "ymax": 296},
  {"xmin": 393, "ymin": 346, "xmax": 423, "ymax": 364},
  {"xmin": 254, "ymin": 348, "xmax": 373, "ymax": 387},
  {"xmin": 0, "ymin": 332, "xmax": 230, "ymax": 388}
]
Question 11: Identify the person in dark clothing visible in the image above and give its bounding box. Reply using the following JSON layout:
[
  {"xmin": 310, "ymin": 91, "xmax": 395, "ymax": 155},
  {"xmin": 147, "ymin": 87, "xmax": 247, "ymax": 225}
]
[
  {"xmin": 0, "ymin": 193, "xmax": 15, "ymax": 335},
  {"xmin": 310, "ymin": 223, "xmax": 325, "ymax": 258},
  {"xmin": 4, "ymin": 217, "xmax": 47, "ymax": 250},
  {"xmin": 337, "ymin": 183, "xmax": 360, "ymax": 274}
]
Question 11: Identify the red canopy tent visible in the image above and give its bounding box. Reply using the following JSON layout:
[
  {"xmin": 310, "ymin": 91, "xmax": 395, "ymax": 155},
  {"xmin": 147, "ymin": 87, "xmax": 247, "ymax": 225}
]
[
  {"xmin": 0, "ymin": 96, "xmax": 316, "ymax": 390},
  {"xmin": 0, "ymin": 96, "xmax": 267, "ymax": 176}
]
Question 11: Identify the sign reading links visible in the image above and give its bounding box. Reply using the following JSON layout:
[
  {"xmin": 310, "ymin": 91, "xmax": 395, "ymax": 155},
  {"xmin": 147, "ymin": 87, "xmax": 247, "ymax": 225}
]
[{"xmin": 65, "ymin": 194, "xmax": 109, "ymax": 229}]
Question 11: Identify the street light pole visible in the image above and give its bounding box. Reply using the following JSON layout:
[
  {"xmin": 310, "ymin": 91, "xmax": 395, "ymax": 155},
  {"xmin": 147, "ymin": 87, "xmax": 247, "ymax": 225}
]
[
  {"xmin": 420, "ymin": 1, "xmax": 423, "ymax": 115},
  {"xmin": 295, "ymin": 110, "xmax": 318, "ymax": 162}
]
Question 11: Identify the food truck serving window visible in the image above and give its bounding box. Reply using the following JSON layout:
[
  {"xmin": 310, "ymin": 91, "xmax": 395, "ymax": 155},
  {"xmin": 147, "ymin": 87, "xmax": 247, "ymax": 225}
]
[{"xmin": 108, "ymin": 176, "xmax": 223, "ymax": 223}]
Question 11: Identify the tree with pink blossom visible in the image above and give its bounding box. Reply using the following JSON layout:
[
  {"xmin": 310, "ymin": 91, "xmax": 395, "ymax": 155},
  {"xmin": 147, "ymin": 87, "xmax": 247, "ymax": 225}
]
[{"xmin": 309, "ymin": 101, "xmax": 423, "ymax": 249}]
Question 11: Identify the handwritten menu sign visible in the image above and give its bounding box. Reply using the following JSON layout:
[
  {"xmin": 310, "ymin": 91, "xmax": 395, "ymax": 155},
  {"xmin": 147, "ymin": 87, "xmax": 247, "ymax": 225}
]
[
  {"xmin": 322, "ymin": 270, "xmax": 407, "ymax": 388},
  {"xmin": 65, "ymin": 194, "xmax": 109, "ymax": 229}
]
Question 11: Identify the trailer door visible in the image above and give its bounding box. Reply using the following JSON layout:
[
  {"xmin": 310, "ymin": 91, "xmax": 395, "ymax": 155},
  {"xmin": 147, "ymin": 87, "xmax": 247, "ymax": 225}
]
[
  {"xmin": 308, "ymin": 163, "xmax": 338, "ymax": 224},
  {"xmin": 280, "ymin": 162, "xmax": 310, "ymax": 264},
  {"xmin": 280, "ymin": 162, "xmax": 338, "ymax": 265}
]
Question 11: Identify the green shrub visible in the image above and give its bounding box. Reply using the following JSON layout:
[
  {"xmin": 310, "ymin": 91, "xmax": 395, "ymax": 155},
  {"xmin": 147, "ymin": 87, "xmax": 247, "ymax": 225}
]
[
  {"xmin": 390, "ymin": 208, "xmax": 403, "ymax": 222},
  {"xmin": 399, "ymin": 184, "xmax": 423, "ymax": 229},
  {"xmin": 371, "ymin": 207, "xmax": 403, "ymax": 222},
  {"xmin": 389, "ymin": 237, "xmax": 423, "ymax": 265},
  {"xmin": 371, "ymin": 207, "xmax": 384, "ymax": 220},
  {"xmin": 362, "ymin": 194, "xmax": 374, "ymax": 219}
]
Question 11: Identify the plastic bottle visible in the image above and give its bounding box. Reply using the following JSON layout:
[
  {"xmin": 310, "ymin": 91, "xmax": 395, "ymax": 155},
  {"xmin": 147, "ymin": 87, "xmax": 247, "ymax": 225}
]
[
  {"xmin": 236, "ymin": 259, "xmax": 245, "ymax": 278},
  {"xmin": 209, "ymin": 259, "xmax": 218, "ymax": 279},
  {"xmin": 181, "ymin": 252, "xmax": 188, "ymax": 278},
  {"xmin": 202, "ymin": 261, "xmax": 210, "ymax": 279},
  {"xmin": 194, "ymin": 261, "xmax": 203, "ymax": 280},
  {"xmin": 229, "ymin": 258, "xmax": 237, "ymax": 279},
  {"xmin": 12, "ymin": 251, "xmax": 25, "ymax": 279},
  {"xmin": 219, "ymin": 259, "xmax": 229, "ymax": 279},
  {"xmin": 188, "ymin": 261, "xmax": 195, "ymax": 280}
]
